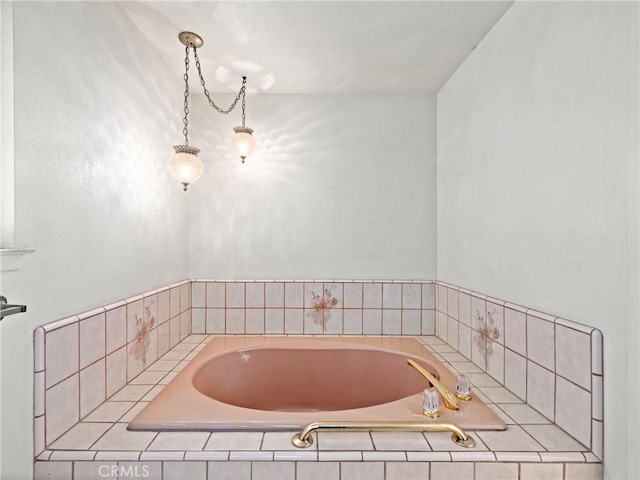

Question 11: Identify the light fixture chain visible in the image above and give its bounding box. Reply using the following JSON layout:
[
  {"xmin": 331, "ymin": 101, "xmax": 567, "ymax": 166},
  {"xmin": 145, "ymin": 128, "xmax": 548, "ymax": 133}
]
[
  {"xmin": 182, "ymin": 44, "xmax": 191, "ymax": 146},
  {"xmin": 193, "ymin": 47, "xmax": 247, "ymax": 115}
]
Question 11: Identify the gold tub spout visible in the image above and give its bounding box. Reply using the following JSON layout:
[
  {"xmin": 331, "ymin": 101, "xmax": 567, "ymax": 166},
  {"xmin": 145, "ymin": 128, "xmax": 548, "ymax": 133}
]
[
  {"xmin": 291, "ymin": 421, "xmax": 475, "ymax": 448},
  {"xmin": 406, "ymin": 358, "xmax": 460, "ymax": 410}
]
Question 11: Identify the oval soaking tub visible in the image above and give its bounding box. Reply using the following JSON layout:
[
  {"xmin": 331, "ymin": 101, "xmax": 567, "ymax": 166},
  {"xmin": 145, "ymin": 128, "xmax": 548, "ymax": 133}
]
[{"xmin": 128, "ymin": 337, "xmax": 506, "ymax": 431}]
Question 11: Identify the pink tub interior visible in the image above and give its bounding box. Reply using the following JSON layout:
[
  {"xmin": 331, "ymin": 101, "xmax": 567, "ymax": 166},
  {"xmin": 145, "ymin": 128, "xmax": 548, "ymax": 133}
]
[{"xmin": 192, "ymin": 348, "xmax": 439, "ymax": 412}]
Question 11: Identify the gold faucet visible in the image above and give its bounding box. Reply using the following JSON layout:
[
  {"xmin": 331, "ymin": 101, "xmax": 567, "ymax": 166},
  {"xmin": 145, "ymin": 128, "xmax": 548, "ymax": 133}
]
[{"xmin": 406, "ymin": 359, "xmax": 460, "ymax": 410}]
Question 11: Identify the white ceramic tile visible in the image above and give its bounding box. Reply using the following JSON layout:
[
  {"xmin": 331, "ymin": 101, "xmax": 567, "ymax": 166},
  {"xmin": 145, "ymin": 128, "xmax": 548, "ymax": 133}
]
[
  {"xmin": 303, "ymin": 309, "xmax": 324, "ymax": 334},
  {"xmin": 340, "ymin": 462, "xmax": 385, "ymax": 480},
  {"xmin": 191, "ymin": 308, "xmax": 206, "ymax": 334},
  {"xmin": 207, "ymin": 461, "xmax": 251, "ymax": 480},
  {"xmin": 205, "ymin": 432, "xmax": 263, "ymax": 450},
  {"xmin": 284, "ymin": 308, "xmax": 303, "ymax": 334},
  {"xmin": 471, "ymin": 295, "xmax": 487, "ymax": 330},
  {"xmin": 252, "ymin": 462, "xmax": 295, "ymax": 480},
  {"xmin": 527, "ymin": 315, "xmax": 555, "ymax": 371},
  {"xmin": 244, "ymin": 282, "xmax": 264, "ymax": 308},
  {"xmin": 191, "ymin": 282, "xmax": 206, "ymax": 308},
  {"xmin": 180, "ymin": 282, "xmax": 191, "ymax": 311},
  {"xmin": 475, "ymin": 462, "xmax": 518, "ymax": 480},
  {"xmin": 421, "ymin": 310, "xmax": 435, "ymax": 335},
  {"xmin": 164, "ymin": 462, "xmax": 207, "ymax": 480},
  {"xmin": 471, "ymin": 330, "xmax": 487, "ymax": 370},
  {"xmin": 486, "ymin": 340, "xmax": 504, "ymax": 384},
  {"xmin": 296, "ymin": 462, "xmax": 339, "ymax": 480},
  {"xmin": 318, "ymin": 451, "xmax": 362, "ymax": 461},
  {"xmin": 591, "ymin": 329, "xmax": 603, "ymax": 375},
  {"xmin": 273, "ymin": 451, "xmax": 319, "ymax": 461},
  {"xmin": 363, "ymin": 309, "xmax": 382, "ymax": 334},
  {"xmin": 324, "ymin": 282, "xmax": 343, "ymax": 308},
  {"xmin": 179, "ymin": 311, "xmax": 190, "ymax": 341},
  {"xmin": 592, "ymin": 419, "xmax": 603, "ymax": 460},
  {"xmin": 262, "ymin": 432, "xmax": 317, "ymax": 451},
  {"xmin": 91, "ymin": 423, "xmax": 156, "ymax": 451},
  {"xmin": 538, "ymin": 452, "xmax": 585, "ymax": 462},
  {"xmin": 245, "ymin": 309, "xmax": 265, "ymax": 334},
  {"xmin": 73, "ymin": 461, "xmax": 119, "ymax": 480},
  {"xmin": 45, "ymin": 323, "xmax": 79, "ymax": 388},
  {"xmin": 520, "ymin": 463, "xmax": 564, "ymax": 480},
  {"xmin": 494, "ymin": 452, "xmax": 540, "ymax": 462},
  {"xmin": 79, "ymin": 313, "xmax": 106, "ymax": 370},
  {"xmin": 382, "ymin": 309, "xmax": 401, "ymax": 334},
  {"xmin": 522, "ymin": 424, "xmax": 587, "ymax": 451},
  {"xmin": 226, "ymin": 309, "xmax": 245, "ymax": 334},
  {"xmin": 206, "ymin": 282, "xmax": 226, "ymax": 308},
  {"xmin": 184, "ymin": 451, "xmax": 228, "ymax": 461},
  {"xmin": 498, "ymin": 404, "xmax": 550, "ymax": 424},
  {"xmin": 453, "ymin": 324, "xmax": 470, "ymax": 361},
  {"xmin": 592, "ymin": 375, "xmax": 603, "ymax": 421},
  {"xmin": 93, "ymin": 451, "xmax": 140, "ymax": 461},
  {"xmin": 109, "ymin": 384, "xmax": 152, "ymax": 402},
  {"xmin": 385, "ymin": 462, "xmax": 429, "ymax": 480},
  {"xmin": 229, "ymin": 451, "xmax": 274, "ymax": 461},
  {"xmin": 555, "ymin": 376, "xmax": 591, "ymax": 447},
  {"xmin": 480, "ymin": 387, "xmax": 523, "ymax": 404},
  {"xmin": 363, "ymin": 283, "xmax": 382, "ymax": 308},
  {"xmin": 467, "ymin": 373, "xmax": 501, "ymax": 387},
  {"xmin": 118, "ymin": 401, "xmax": 148, "ymax": 423},
  {"xmin": 284, "ymin": 283, "xmax": 303, "ymax": 308},
  {"xmin": 343, "ymin": 309, "xmax": 363, "ymax": 334},
  {"xmin": 49, "ymin": 422, "xmax": 112, "ymax": 450},
  {"xmin": 421, "ymin": 284, "xmax": 435, "ymax": 309},
  {"xmin": 141, "ymin": 384, "xmax": 164, "ymax": 401},
  {"xmin": 125, "ymin": 299, "xmax": 144, "ymax": 344},
  {"xmin": 565, "ymin": 463, "xmax": 603, "ymax": 480},
  {"xmin": 556, "ymin": 324, "xmax": 591, "ymax": 390},
  {"xmin": 504, "ymin": 349, "xmax": 527, "ymax": 401},
  {"xmin": 447, "ymin": 287, "xmax": 459, "ymax": 320},
  {"xmin": 226, "ymin": 282, "xmax": 245, "ymax": 308},
  {"xmin": 118, "ymin": 462, "xmax": 162, "ymax": 479},
  {"xmin": 265, "ymin": 282, "xmax": 285, "ymax": 307},
  {"xmin": 80, "ymin": 359, "xmax": 106, "ymax": 418},
  {"xmin": 450, "ymin": 451, "xmax": 496, "ymax": 462},
  {"xmin": 139, "ymin": 451, "xmax": 184, "ymax": 461},
  {"xmin": 370, "ymin": 432, "xmax": 430, "ymax": 451},
  {"xmin": 343, "ymin": 283, "xmax": 363, "ymax": 308},
  {"xmin": 33, "ymin": 461, "xmax": 72, "ymax": 480},
  {"xmin": 457, "ymin": 292, "xmax": 472, "ymax": 327},
  {"xmin": 169, "ymin": 316, "xmax": 180, "ymax": 348},
  {"xmin": 105, "ymin": 306, "xmax": 127, "ymax": 355},
  {"xmin": 402, "ymin": 309, "xmax": 421, "ymax": 335},
  {"xmin": 527, "ymin": 361, "xmax": 555, "ymax": 421},
  {"xmin": 106, "ymin": 346, "xmax": 126, "ymax": 398},
  {"xmin": 265, "ymin": 308, "xmax": 284, "ymax": 334},
  {"xmin": 34, "ymin": 371, "xmax": 45, "ymax": 417},
  {"xmin": 486, "ymin": 302, "xmax": 504, "ymax": 345},
  {"xmin": 430, "ymin": 462, "xmax": 473, "ymax": 480},
  {"xmin": 157, "ymin": 290, "xmax": 170, "ymax": 324},
  {"xmin": 504, "ymin": 307, "xmax": 527, "ymax": 356},
  {"xmin": 323, "ymin": 307, "xmax": 343, "ymax": 334},
  {"xmin": 170, "ymin": 286, "xmax": 181, "ymax": 318},
  {"xmin": 437, "ymin": 312, "xmax": 448, "ymax": 341},
  {"xmin": 157, "ymin": 321, "xmax": 170, "ymax": 356},
  {"xmin": 147, "ymin": 432, "xmax": 210, "ymax": 450},
  {"xmin": 401, "ymin": 283, "xmax": 421, "ymax": 309},
  {"xmin": 363, "ymin": 451, "xmax": 407, "ymax": 461},
  {"xmin": 45, "ymin": 374, "xmax": 79, "ymax": 445},
  {"xmin": 382, "ymin": 283, "xmax": 402, "ymax": 309},
  {"xmin": 34, "ymin": 327, "xmax": 46, "ymax": 373},
  {"xmin": 406, "ymin": 451, "xmax": 451, "ymax": 461},
  {"xmin": 447, "ymin": 317, "xmax": 459, "ymax": 349},
  {"xmin": 206, "ymin": 309, "xmax": 225, "ymax": 334},
  {"xmin": 126, "ymin": 342, "xmax": 144, "ymax": 383},
  {"xmin": 477, "ymin": 426, "xmax": 543, "ymax": 451},
  {"xmin": 84, "ymin": 401, "xmax": 136, "ymax": 422},
  {"xmin": 146, "ymin": 359, "xmax": 179, "ymax": 371},
  {"xmin": 317, "ymin": 432, "xmax": 374, "ymax": 450},
  {"xmin": 34, "ymin": 416, "xmax": 45, "ymax": 456},
  {"xmin": 436, "ymin": 283, "xmax": 448, "ymax": 314}
]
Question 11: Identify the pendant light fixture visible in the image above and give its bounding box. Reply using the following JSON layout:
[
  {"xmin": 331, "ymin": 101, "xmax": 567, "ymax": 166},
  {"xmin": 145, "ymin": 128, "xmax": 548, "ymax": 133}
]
[{"xmin": 168, "ymin": 32, "xmax": 257, "ymax": 191}]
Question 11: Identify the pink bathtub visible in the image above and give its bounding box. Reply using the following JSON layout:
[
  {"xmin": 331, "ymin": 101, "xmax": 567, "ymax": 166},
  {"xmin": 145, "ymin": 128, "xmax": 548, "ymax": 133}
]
[{"xmin": 128, "ymin": 336, "xmax": 506, "ymax": 431}]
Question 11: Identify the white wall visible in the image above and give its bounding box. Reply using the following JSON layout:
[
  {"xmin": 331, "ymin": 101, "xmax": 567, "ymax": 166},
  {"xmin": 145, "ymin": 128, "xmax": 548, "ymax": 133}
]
[
  {"xmin": 188, "ymin": 93, "xmax": 438, "ymax": 280},
  {"xmin": 0, "ymin": 3, "xmax": 189, "ymax": 478},
  {"xmin": 437, "ymin": 2, "xmax": 639, "ymax": 479}
]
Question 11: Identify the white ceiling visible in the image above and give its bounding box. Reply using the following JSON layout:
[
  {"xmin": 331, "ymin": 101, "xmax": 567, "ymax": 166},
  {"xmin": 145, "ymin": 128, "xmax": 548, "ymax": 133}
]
[{"xmin": 122, "ymin": 1, "xmax": 514, "ymax": 94}]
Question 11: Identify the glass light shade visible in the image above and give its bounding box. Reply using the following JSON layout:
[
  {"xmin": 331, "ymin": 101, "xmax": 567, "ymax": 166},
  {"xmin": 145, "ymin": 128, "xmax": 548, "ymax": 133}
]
[
  {"xmin": 169, "ymin": 145, "xmax": 203, "ymax": 191},
  {"xmin": 230, "ymin": 126, "xmax": 257, "ymax": 162}
]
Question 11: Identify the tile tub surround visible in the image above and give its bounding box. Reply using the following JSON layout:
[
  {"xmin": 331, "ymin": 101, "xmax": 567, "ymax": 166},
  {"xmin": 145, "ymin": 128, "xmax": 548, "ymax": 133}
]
[
  {"xmin": 34, "ymin": 280, "xmax": 192, "ymax": 454},
  {"xmin": 190, "ymin": 280, "xmax": 437, "ymax": 336},
  {"xmin": 33, "ymin": 335, "xmax": 601, "ymax": 480},
  {"xmin": 434, "ymin": 281, "xmax": 604, "ymax": 462}
]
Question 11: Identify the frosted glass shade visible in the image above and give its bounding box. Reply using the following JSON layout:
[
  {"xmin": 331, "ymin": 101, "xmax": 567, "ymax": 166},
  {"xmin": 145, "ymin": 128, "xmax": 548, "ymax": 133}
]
[
  {"xmin": 230, "ymin": 126, "xmax": 257, "ymax": 162},
  {"xmin": 169, "ymin": 145, "xmax": 203, "ymax": 191}
]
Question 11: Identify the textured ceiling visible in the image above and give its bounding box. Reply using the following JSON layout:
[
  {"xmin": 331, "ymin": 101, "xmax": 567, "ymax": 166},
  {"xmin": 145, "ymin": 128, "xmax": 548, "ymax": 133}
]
[{"xmin": 122, "ymin": 1, "xmax": 513, "ymax": 94}]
